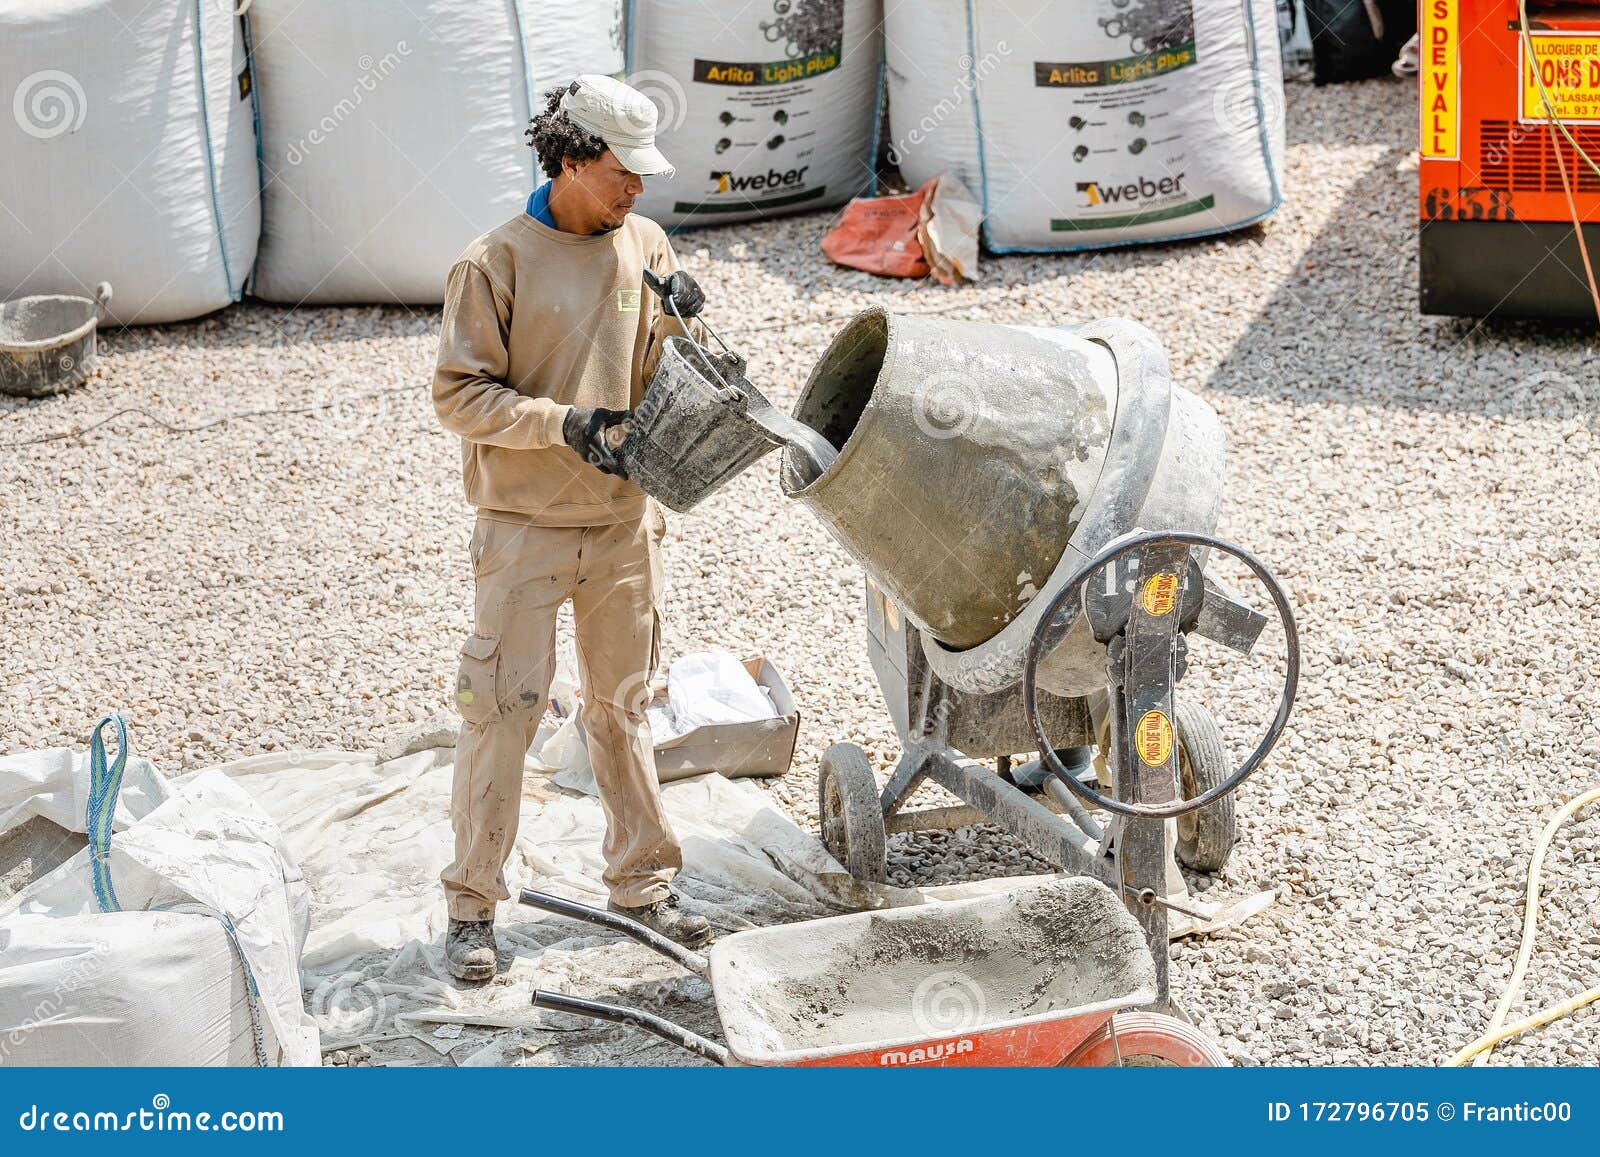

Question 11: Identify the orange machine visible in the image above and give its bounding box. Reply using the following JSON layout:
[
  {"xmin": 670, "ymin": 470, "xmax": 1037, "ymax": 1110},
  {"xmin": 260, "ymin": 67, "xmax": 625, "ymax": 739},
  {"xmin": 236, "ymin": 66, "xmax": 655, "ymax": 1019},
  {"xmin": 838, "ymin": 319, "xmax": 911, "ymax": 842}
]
[{"xmin": 1420, "ymin": 0, "xmax": 1600, "ymax": 317}]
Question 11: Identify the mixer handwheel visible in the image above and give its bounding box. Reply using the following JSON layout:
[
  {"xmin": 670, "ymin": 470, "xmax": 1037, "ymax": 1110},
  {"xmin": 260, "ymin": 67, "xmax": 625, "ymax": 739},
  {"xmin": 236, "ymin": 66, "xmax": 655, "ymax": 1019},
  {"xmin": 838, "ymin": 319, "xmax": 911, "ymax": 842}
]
[
  {"xmin": 1024, "ymin": 530, "xmax": 1299, "ymax": 821},
  {"xmin": 1174, "ymin": 701, "xmax": 1237, "ymax": 872},
  {"xmin": 818, "ymin": 743, "xmax": 887, "ymax": 883}
]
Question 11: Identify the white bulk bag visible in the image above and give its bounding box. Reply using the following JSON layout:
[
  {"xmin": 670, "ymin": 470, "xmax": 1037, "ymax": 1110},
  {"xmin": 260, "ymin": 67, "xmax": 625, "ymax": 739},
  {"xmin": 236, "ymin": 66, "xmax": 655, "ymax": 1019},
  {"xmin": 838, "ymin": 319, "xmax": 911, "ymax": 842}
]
[
  {"xmin": 0, "ymin": 720, "xmax": 318, "ymax": 1066},
  {"xmin": 0, "ymin": 0, "xmax": 259, "ymax": 325},
  {"xmin": 626, "ymin": 0, "xmax": 882, "ymax": 229},
  {"xmin": 885, "ymin": 0, "xmax": 1284, "ymax": 252},
  {"xmin": 248, "ymin": 0, "xmax": 625, "ymax": 304}
]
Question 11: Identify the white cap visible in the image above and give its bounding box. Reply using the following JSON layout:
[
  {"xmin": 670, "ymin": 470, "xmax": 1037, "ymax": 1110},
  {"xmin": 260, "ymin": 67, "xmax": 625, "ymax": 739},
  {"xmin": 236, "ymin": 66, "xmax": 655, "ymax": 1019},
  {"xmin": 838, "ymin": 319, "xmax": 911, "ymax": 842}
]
[{"xmin": 559, "ymin": 75, "xmax": 675, "ymax": 177}]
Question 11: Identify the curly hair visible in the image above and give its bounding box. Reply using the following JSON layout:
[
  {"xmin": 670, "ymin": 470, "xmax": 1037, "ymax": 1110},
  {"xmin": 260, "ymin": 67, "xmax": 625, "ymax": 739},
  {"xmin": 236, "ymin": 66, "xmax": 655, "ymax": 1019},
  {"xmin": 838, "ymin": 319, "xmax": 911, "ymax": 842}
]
[{"xmin": 526, "ymin": 83, "xmax": 608, "ymax": 180}]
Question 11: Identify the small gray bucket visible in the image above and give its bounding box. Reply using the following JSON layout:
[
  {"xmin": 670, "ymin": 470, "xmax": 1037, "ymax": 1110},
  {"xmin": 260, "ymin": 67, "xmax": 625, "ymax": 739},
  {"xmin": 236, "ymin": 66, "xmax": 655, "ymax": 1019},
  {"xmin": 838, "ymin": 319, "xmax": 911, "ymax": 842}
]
[
  {"xmin": 618, "ymin": 336, "xmax": 788, "ymax": 513},
  {"xmin": 0, "ymin": 282, "xmax": 112, "ymax": 399}
]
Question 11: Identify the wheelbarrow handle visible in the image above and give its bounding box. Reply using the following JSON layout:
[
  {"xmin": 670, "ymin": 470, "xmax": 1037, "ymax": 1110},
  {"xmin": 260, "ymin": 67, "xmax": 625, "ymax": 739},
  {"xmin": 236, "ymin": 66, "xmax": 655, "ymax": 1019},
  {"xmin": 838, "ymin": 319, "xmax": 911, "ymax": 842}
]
[
  {"xmin": 532, "ymin": 989, "xmax": 730, "ymax": 1066},
  {"xmin": 518, "ymin": 888, "xmax": 711, "ymax": 979}
]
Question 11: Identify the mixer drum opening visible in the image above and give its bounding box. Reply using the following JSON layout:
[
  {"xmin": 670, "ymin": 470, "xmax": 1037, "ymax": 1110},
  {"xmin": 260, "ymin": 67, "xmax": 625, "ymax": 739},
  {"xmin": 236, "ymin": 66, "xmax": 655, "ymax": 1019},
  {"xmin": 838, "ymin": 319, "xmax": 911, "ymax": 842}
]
[
  {"xmin": 790, "ymin": 310, "xmax": 889, "ymax": 454},
  {"xmin": 783, "ymin": 308, "xmax": 1121, "ymax": 651}
]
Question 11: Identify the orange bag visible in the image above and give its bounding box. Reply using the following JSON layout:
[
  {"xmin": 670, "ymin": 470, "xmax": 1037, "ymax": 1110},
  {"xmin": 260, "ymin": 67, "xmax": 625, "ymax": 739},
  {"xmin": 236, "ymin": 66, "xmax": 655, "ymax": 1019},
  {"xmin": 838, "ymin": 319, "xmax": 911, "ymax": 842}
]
[{"xmin": 820, "ymin": 179, "xmax": 936, "ymax": 279}]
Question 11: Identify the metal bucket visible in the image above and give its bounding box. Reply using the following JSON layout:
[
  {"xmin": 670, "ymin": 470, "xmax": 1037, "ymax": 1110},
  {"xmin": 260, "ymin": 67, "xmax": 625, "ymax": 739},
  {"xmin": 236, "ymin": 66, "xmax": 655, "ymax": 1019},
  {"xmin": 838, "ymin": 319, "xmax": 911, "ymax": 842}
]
[
  {"xmin": 0, "ymin": 282, "xmax": 112, "ymax": 399},
  {"xmin": 783, "ymin": 309, "xmax": 1225, "ymax": 697},
  {"xmin": 617, "ymin": 336, "xmax": 786, "ymax": 513}
]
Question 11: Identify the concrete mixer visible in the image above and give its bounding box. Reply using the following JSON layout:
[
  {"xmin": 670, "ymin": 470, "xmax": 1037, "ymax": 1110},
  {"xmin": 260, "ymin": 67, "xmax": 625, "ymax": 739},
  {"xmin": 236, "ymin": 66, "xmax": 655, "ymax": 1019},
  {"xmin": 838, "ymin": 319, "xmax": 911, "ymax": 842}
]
[
  {"xmin": 778, "ymin": 309, "xmax": 1299, "ymax": 1010},
  {"xmin": 616, "ymin": 290, "xmax": 1297, "ymax": 1015}
]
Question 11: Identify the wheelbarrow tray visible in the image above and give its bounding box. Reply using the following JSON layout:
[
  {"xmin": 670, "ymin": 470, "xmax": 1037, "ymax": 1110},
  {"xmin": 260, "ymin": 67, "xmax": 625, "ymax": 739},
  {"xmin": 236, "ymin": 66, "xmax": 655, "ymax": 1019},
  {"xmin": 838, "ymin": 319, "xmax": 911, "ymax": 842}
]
[{"xmin": 708, "ymin": 877, "xmax": 1157, "ymax": 1066}]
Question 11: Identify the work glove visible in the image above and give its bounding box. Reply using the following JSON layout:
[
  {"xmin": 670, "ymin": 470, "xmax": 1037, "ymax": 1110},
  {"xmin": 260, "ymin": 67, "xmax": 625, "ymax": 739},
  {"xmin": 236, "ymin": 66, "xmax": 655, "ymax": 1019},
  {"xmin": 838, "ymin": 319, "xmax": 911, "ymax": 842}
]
[
  {"xmin": 643, "ymin": 268, "xmax": 705, "ymax": 319},
  {"xmin": 562, "ymin": 406, "xmax": 632, "ymax": 479}
]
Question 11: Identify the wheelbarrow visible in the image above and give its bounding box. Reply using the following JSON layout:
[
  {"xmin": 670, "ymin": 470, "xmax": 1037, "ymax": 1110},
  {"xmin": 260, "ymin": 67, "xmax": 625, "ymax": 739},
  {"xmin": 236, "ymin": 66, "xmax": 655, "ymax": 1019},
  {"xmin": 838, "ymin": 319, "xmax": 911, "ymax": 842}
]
[
  {"xmin": 519, "ymin": 877, "xmax": 1227, "ymax": 1066},
  {"xmin": 0, "ymin": 281, "xmax": 112, "ymax": 398}
]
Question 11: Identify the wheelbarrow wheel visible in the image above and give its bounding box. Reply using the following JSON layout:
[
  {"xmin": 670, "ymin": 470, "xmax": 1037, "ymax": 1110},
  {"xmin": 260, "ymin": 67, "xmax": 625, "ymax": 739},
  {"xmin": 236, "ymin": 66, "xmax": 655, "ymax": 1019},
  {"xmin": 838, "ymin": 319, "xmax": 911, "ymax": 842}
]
[
  {"xmin": 1174, "ymin": 701, "xmax": 1236, "ymax": 872},
  {"xmin": 1060, "ymin": 1012, "xmax": 1231, "ymax": 1067},
  {"xmin": 818, "ymin": 743, "xmax": 887, "ymax": 883}
]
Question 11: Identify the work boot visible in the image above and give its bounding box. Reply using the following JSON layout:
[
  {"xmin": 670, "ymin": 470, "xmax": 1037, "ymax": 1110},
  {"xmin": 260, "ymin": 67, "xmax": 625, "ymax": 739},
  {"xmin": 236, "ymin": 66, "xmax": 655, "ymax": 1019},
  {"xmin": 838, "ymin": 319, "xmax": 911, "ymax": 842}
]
[
  {"xmin": 445, "ymin": 918, "xmax": 499, "ymax": 981},
  {"xmin": 607, "ymin": 890, "xmax": 713, "ymax": 950}
]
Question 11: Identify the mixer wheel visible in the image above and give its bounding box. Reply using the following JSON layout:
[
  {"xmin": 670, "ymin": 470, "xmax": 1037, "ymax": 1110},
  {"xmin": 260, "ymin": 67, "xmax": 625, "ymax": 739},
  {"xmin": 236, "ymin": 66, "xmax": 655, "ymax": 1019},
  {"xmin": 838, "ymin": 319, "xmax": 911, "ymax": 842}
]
[
  {"xmin": 1060, "ymin": 1012, "xmax": 1231, "ymax": 1067},
  {"xmin": 1177, "ymin": 700, "xmax": 1235, "ymax": 870},
  {"xmin": 818, "ymin": 743, "xmax": 887, "ymax": 883},
  {"xmin": 1174, "ymin": 701, "xmax": 1237, "ymax": 871}
]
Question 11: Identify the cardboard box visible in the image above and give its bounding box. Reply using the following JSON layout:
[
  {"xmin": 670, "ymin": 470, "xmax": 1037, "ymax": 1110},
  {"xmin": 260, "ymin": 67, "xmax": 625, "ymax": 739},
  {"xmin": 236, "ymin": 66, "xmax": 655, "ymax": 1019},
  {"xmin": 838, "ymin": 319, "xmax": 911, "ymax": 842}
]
[{"xmin": 650, "ymin": 654, "xmax": 799, "ymax": 783}]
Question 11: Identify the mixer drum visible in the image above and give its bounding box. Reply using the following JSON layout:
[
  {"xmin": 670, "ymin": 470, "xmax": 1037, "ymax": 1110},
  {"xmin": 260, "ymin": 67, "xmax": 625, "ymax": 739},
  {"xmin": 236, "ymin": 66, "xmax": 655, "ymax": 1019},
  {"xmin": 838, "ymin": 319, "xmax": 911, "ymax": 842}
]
[
  {"xmin": 783, "ymin": 309, "xmax": 1119, "ymax": 650},
  {"xmin": 783, "ymin": 309, "xmax": 1224, "ymax": 697}
]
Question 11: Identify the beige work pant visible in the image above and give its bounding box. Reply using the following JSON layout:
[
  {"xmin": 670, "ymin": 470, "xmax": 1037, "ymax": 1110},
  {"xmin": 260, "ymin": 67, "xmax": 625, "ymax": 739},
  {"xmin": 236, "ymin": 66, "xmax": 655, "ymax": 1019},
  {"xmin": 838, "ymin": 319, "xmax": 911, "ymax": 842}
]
[{"xmin": 440, "ymin": 508, "xmax": 680, "ymax": 920}]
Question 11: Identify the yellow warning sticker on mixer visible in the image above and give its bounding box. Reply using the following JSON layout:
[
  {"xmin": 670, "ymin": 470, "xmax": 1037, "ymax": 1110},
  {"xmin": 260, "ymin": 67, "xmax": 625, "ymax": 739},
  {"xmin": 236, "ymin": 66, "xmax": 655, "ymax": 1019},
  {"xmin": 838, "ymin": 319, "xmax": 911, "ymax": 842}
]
[
  {"xmin": 1141, "ymin": 573, "xmax": 1180, "ymax": 617},
  {"xmin": 1134, "ymin": 710, "xmax": 1174, "ymax": 766}
]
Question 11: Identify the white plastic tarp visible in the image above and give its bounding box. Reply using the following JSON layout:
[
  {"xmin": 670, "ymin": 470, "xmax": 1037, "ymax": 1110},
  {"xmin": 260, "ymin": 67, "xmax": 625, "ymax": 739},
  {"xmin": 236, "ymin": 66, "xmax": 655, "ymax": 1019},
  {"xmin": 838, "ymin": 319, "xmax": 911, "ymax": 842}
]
[{"xmin": 211, "ymin": 736, "xmax": 1270, "ymax": 1067}]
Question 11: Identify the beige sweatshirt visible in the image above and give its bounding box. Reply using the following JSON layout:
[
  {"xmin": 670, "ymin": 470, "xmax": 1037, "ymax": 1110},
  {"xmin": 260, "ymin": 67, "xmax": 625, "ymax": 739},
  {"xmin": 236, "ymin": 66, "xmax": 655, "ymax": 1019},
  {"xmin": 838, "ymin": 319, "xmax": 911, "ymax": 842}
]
[{"xmin": 432, "ymin": 210, "xmax": 697, "ymax": 526}]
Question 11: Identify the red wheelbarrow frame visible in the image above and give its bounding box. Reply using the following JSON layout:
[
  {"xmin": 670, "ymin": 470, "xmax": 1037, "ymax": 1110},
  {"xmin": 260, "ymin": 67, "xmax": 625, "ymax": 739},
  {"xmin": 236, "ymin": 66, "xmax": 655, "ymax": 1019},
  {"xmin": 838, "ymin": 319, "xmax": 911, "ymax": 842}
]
[{"xmin": 519, "ymin": 883, "xmax": 1224, "ymax": 1068}]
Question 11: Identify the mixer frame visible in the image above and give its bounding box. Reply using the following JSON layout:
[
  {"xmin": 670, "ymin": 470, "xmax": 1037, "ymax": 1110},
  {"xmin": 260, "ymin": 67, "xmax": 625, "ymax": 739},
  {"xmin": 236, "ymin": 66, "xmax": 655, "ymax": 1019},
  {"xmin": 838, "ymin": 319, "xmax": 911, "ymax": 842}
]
[{"xmin": 819, "ymin": 532, "xmax": 1298, "ymax": 1010}]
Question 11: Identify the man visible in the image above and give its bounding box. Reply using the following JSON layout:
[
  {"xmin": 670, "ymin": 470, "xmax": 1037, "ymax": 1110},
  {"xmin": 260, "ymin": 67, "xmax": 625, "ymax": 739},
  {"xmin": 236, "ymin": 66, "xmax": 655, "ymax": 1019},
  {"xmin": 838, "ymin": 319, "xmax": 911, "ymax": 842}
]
[{"xmin": 432, "ymin": 75, "xmax": 711, "ymax": 982}]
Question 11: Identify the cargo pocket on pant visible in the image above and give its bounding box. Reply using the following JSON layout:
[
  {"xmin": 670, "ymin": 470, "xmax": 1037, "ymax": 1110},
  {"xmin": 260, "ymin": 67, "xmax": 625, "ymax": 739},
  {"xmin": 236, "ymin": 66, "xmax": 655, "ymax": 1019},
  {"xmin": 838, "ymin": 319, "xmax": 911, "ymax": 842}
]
[{"xmin": 454, "ymin": 633, "xmax": 502, "ymax": 724}]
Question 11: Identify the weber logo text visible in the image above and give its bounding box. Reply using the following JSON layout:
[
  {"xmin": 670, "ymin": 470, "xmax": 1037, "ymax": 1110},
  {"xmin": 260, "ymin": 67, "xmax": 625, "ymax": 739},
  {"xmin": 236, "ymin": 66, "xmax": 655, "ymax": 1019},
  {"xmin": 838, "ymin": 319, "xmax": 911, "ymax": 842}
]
[
  {"xmin": 711, "ymin": 165, "xmax": 811, "ymax": 194},
  {"xmin": 1076, "ymin": 172, "xmax": 1187, "ymax": 208}
]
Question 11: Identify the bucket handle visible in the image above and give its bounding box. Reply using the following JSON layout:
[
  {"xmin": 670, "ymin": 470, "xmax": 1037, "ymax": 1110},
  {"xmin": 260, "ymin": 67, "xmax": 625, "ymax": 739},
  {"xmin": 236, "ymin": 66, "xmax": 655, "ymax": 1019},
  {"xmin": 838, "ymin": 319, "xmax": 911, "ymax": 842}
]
[
  {"xmin": 643, "ymin": 266, "xmax": 736, "ymax": 361},
  {"xmin": 93, "ymin": 282, "xmax": 113, "ymax": 318},
  {"xmin": 643, "ymin": 266, "xmax": 756, "ymax": 411}
]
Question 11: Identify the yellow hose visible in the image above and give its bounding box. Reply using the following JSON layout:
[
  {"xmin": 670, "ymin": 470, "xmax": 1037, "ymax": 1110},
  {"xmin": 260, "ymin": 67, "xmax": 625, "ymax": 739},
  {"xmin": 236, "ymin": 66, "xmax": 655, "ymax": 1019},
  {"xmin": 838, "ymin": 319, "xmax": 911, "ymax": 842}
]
[
  {"xmin": 1440, "ymin": 11, "xmax": 1600, "ymax": 1063},
  {"xmin": 1445, "ymin": 786, "xmax": 1600, "ymax": 1067}
]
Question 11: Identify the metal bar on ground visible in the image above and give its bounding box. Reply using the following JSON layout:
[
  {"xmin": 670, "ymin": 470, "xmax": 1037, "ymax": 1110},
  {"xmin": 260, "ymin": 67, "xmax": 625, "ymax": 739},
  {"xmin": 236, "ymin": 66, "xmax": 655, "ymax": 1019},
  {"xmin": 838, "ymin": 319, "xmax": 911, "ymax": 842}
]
[
  {"xmin": 518, "ymin": 889, "xmax": 710, "ymax": 979},
  {"xmin": 531, "ymin": 990, "xmax": 729, "ymax": 1065}
]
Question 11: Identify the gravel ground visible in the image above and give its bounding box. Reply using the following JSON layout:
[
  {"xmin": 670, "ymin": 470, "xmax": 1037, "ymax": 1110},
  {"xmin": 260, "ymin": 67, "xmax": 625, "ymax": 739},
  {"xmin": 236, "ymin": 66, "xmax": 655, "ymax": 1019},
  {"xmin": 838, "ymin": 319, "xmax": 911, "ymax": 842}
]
[{"xmin": 5, "ymin": 76, "xmax": 1600, "ymax": 1066}]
